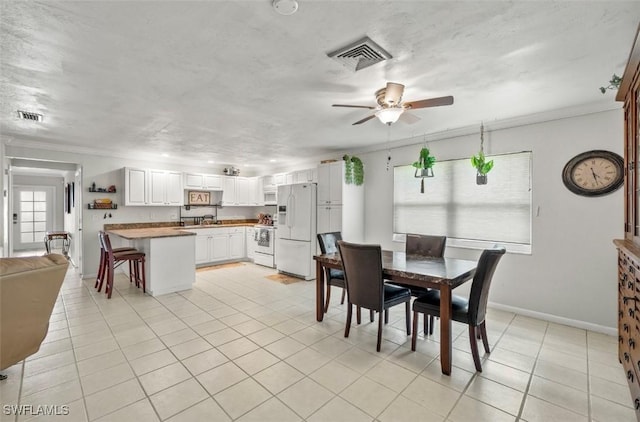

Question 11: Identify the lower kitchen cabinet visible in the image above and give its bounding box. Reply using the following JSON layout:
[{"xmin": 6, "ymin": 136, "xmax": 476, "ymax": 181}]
[{"xmin": 191, "ymin": 227, "xmax": 246, "ymax": 265}]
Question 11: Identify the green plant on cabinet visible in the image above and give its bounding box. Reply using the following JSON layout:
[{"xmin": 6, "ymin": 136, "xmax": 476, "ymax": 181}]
[{"xmin": 343, "ymin": 155, "xmax": 364, "ymax": 185}]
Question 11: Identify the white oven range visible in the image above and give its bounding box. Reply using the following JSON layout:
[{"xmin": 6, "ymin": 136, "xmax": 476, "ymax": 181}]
[{"xmin": 254, "ymin": 225, "xmax": 275, "ymax": 268}]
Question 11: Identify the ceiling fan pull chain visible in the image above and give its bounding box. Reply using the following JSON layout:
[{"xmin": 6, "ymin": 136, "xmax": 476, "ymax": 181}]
[{"xmin": 480, "ymin": 122, "xmax": 485, "ymax": 154}]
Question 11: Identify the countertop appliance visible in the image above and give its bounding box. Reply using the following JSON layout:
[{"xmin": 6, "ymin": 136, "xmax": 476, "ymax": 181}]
[
  {"xmin": 254, "ymin": 225, "xmax": 275, "ymax": 268},
  {"xmin": 276, "ymin": 183, "xmax": 317, "ymax": 280}
]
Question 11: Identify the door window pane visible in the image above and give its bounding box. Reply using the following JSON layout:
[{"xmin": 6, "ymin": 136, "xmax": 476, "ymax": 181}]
[
  {"xmin": 33, "ymin": 191, "xmax": 46, "ymax": 201},
  {"xmin": 20, "ymin": 191, "xmax": 33, "ymax": 201}
]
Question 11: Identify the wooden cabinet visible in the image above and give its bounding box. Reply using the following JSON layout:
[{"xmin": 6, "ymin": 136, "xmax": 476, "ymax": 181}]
[
  {"xmin": 229, "ymin": 232, "xmax": 244, "ymax": 259},
  {"xmin": 184, "ymin": 173, "xmax": 222, "ymax": 190},
  {"xmin": 236, "ymin": 177, "xmax": 250, "ymax": 205},
  {"xmin": 616, "ymin": 25, "xmax": 640, "ymax": 420},
  {"xmin": 124, "ymin": 167, "xmax": 182, "ymax": 206}
]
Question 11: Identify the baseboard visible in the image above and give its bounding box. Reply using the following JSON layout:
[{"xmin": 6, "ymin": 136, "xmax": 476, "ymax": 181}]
[{"xmin": 488, "ymin": 301, "xmax": 617, "ymax": 336}]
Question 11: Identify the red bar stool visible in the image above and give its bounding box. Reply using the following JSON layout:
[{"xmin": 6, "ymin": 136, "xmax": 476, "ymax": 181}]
[{"xmin": 98, "ymin": 231, "xmax": 146, "ymax": 299}]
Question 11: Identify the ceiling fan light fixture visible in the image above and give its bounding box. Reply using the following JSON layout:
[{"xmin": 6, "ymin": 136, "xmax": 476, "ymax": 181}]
[{"xmin": 375, "ymin": 107, "xmax": 404, "ymax": 125}]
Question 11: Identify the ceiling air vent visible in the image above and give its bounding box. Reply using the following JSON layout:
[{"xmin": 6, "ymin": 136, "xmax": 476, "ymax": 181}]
[
  {"xmin": 327, "ymin": 36, "xmax": 392, "ymax": 72},
  {"xmin": 17, "ymin": 110, "xmax": 43, "ymax": 122}
]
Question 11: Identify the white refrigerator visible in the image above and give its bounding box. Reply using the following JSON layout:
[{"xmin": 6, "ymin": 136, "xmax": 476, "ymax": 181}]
[{"xmin": 276, "ymin": 183, "xmax": 317, "ymax": 280}]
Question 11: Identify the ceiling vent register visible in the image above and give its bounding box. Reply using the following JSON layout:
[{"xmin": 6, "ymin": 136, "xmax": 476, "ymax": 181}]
[
  {"xmin": 327, "ymin": 36, "xmax": 392, "ymax": 72},
  {"xmin": 17, "ymin": 110, "xmax": 43, "ymax": 122}
]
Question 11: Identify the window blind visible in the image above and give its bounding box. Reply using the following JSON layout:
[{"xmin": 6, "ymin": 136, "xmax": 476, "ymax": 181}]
[{"xmin": 393, "ymin": 151, "xmax": 532, "ymax": 246}]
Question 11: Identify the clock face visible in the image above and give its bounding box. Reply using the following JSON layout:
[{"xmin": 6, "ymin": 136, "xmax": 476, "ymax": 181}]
[{"xmin": 562, "ymin": 150, "xmax": 624, "ymax": 197}]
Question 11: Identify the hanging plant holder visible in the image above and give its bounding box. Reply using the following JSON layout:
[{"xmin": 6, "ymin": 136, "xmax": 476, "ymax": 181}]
[
  {"xmin": 412, "ymin": 144, "xmax": 436, "ymax": 193},
  {"xmin": 471, "ymin": 122, "xmax": 494, "ymax": 185}
]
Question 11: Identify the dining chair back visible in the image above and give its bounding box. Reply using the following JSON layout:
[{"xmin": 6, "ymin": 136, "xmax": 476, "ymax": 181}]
[
  {"xmin": 317, "ymin": 232, "xmax": 347, "ymax": 312},
  {"xmin": 468, "ymin": 247, "xmax": 506, "ymax": 326},
  {"xmin": 405, "ymin": 234, "xmax": 446, "ymax": 257},
  {"xmin": 411, "ymin": 246, "xmax": 506, "ymax": 371},
  {"xmin": 337, "ymin": 240, "xmax": 412, "ymax": 352}
]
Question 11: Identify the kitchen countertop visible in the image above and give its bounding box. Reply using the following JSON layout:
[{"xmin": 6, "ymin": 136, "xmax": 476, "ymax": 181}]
[
  {"xmin": 181, "ymin": 223, "xmax": 258, "ymax": 229},
  {"xmin": 107, "ymin": 228, "xmax": 196, "ymax": 240}
]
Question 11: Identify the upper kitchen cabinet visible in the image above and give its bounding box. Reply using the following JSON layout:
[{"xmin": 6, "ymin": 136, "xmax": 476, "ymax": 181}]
[
  {"xmin": 184, "ymin": 173, "xmax": 222, "ymax": 190},
  {"xmin": 124, "ymin": 167, "xmax": 147, "ymax": 206},
  {"xmin": 273, "ymin": 173, "xmax": 286, "ymax": 186},
  {"xmin": 124, "ymin": 167, "xmax": 183, "ymax": 206},
  {"xmin": 317, "ymin": 161, "xmax": 343, "ymax": 205},
  {"xmin": 222, "ymin": 177, "xmax": 237, "ymax": 205},
  {"xmin": 221, "ymin": 176, "xmax": 262, "ymax": 206},
  {"xmin": 149, "ymin": 170, "xmax": 183, "ymax": 205}
]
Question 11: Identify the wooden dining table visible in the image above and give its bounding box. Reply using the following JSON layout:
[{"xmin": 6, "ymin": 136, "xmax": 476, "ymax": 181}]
[{"xmin": 314, "ymin": 250, "xmax": 477, "ymax": 375}]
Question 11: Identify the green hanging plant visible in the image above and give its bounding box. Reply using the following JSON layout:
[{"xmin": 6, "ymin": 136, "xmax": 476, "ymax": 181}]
[
  {"xmin": 343, "ymin": 154, "xmax": 364, "ymax": 186},
  {"xmin": 470, "ymin": 151, "xmax": 494, "ymax": 175},
  {"xmin": 412, "ymin": 147, "xmax": 436, "ymax": 170},
  {"xmin": 599, "ymin": 74, "xmax": 622, "ymax": 94}
]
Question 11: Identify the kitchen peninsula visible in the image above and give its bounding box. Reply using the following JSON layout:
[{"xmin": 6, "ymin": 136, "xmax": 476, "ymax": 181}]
[{"xmin": 106, "ymin": 224, "xmax": 196, "ymax": 296}]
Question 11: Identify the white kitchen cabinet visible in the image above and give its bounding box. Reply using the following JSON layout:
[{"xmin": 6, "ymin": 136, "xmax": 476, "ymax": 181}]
[
  {"xmin": 190, "ymin": 227, "xmax": 247, "ymax": 265},
  {"xmin": 222, "ymin": 177, "xmax": 236, "ymax": 205},
  {"xmin": 274, "ymin": 173, "xmax": 286, "ymax": 186},
  {"xmin": 124, "ymin": 167, "xmax": 183, "ymax": 206},
  {"xmin": 316, "ymin": 161, "xmax": 364, "ymax": 242},
  {"xmin": 252, "ymin": 177, "xmax": 264, "ymax": 206},
  {"xmin": 317, "ymin": 161, "xmax": 343, "ymax": 205},
  {"xmin": 184, "ymin": 173, "xmax": 222, "ymax": 190},
  {"xmin": 124, "ymin": 167, "xmax": 147, "ymax": 205},
  {"xmin": 285, "ymin": 173, "xmax": 294, "ymax": 185},
  {"xmin": 317, "ymin": 205, "xmax": 343, "ymax": 234},
  {"xmin": 149, "ymin": 170, "xmax": 183, "ymax": 205},
  {"xmin": 211, "ymin": 234, "xmax": 229, "ymax": 261},
  {"xmin": 229, "ymin": 232, "xmax": 244, "ymax": 259},
  {"xmin": 294, "ymin": 169, "xmax": 316, "ymax": 184},
  {"xmin": 236, "ymin": 177, "xmax": 250, "ymax": 205},
  {"xmin": 194, "ymin": 234, "xmax": 210, "ymax": 264},
  {"xmin": 246, "ymin": 228, "xmax": 255, "ymax": 259}
]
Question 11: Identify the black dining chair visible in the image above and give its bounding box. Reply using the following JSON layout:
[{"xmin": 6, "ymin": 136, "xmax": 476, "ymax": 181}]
[
  {"xmin": 317, "ymin": 232, "xmax": 346, "ymax": 312},
  {"xmin": 393, "ymin": 234, "xmax": 447, "ymax": 332},
  {"xmin": 337, "ymin": 240, "xmax": 412, "ymax": 352},
  {"xmin": 411, "ymin": 247, "xmax": 506, "ymax": 372}
]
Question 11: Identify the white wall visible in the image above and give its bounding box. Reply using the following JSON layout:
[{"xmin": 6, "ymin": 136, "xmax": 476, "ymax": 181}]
[{"xmin": 360, "ymin": 109, "xmax": 623, "ymax": 331}]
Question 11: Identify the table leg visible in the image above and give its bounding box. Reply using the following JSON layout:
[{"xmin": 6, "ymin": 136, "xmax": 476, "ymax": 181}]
[
  {"xmin": 316, "ymin": 260, "xmax": 325, "ymax": 322},
  {"xmin": 439, "ymin": 285, "xmax": 453, "ymax": 375}
]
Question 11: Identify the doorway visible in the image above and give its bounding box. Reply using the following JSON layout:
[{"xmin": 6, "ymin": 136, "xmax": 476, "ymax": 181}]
[{"xmin": 12, "ymin": 185, "xmax": 55, "ymax": 252}]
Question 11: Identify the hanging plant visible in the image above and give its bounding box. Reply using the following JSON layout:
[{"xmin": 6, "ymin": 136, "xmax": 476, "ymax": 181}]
[
  {"xmin": 343, "ymin": 154, "xmax": 364, "ymax": 186},
  {"xmin": 412, "ymin": 147, "xmax": 436, "ymax": 193},
  {"xmin": 471, "ymin": 123, "xmax": 494, "ymax": 185},
  {"xmin": 599, "ymin": 74, "xmax": 622, "ymax": 94}
]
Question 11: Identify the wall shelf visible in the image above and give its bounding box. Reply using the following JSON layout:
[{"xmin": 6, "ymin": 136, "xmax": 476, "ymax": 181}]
[
  {"xmin": 88, "ymin": 203, "xmax": 118, "ymax": 209},
  {"xmin": 89, "ymin": 187, "xmax": 116, "ymax": 193}
]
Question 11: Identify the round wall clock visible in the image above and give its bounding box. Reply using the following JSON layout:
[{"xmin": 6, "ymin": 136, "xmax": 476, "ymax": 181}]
[{"xmin": 562, "ymin": 150, "xmax": 624, "ymax": 197}]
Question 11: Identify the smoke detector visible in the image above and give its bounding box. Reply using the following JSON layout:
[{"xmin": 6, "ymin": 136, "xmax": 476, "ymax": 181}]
[{"xmin": 272, "ymin": 0, "xmax": 298, "ymax": 16}]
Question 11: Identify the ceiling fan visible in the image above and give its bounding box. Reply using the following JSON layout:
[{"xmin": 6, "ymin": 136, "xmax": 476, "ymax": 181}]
[{"xmin": 332, "ymin": 82, "xmax": 454, "ymax": 126}]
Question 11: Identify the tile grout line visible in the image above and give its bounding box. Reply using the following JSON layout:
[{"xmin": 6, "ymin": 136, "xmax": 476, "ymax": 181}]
[{"xmin": 514, "ymin": 322, "xmax": 549, "ymax": 421}]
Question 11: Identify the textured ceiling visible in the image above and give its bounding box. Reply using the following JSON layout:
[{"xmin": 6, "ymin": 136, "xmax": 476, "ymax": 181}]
[{"xmin": 1, "ymin": 1, "xmax": 639, "ymax": 171}]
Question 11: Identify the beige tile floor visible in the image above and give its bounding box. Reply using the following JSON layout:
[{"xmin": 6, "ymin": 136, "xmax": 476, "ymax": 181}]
[{"xmin": 0, "ymin": 262, "xmax": 635, "ymax": 422}]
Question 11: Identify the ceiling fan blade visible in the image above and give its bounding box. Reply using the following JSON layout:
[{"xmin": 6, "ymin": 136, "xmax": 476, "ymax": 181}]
[
  {"xmin": 384, "ymin": 82, "xmax": 405, "ymax": 105},
  {"xmin": 404, "ymin": 95, "xmax": 454, "ymax": 110},
  {"xmin": 399, "ymin": 112, "xmax": 421, "ymax": 124},
  {"xmin": 332, "ymin": 104, "xmax": 376, "ymax": 109},
  {"xmin": 352, "ymin": 115, "xmax": 377, "ymax": 125}
]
